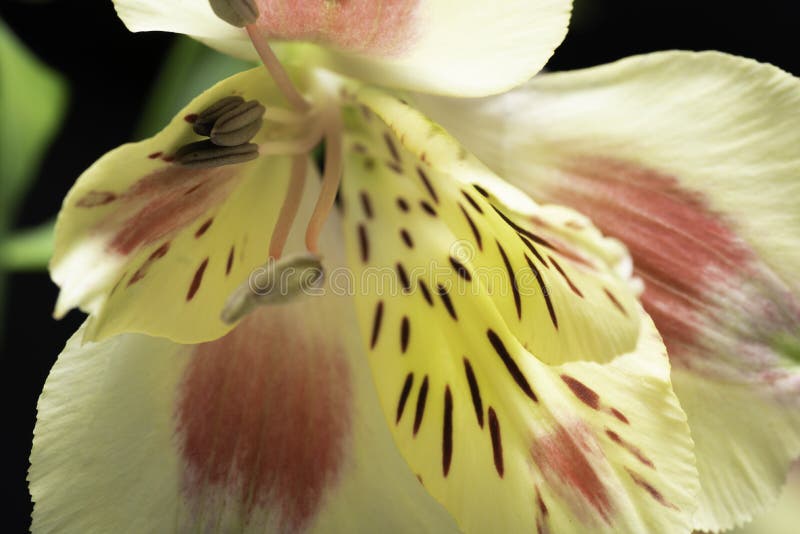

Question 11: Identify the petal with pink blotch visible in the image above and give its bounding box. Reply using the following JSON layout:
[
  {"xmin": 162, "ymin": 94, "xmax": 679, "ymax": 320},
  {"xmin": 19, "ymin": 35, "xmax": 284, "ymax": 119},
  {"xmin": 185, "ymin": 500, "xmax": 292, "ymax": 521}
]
[
  {"xmin": 415, "ymin": 50, "xmax": 800, "ymax": 531},
  {"xmin": 113, "ymin": 0, "xmax": 572, "ymax": 97}
]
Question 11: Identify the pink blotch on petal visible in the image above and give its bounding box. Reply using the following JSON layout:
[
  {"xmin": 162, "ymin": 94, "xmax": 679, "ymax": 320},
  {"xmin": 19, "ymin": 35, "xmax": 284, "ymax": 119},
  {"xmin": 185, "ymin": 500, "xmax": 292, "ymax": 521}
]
[
  {"xmin": 530, "ymin": 423, "xmax": 614, "ymax": 525},
  {"xmin": 176, "ymin": 308, "xmax": 352, "ymax": 532},
  {"xmin": 256, "ymin": 0, "xmax": 420, "ymax": 56},
  {"xmin": 553, "ymin": 157, "xmax": 800, "ymax": 377},
  {"xmin": 105, "ymin": 165, "xmax": 240, "ymax": 255}
]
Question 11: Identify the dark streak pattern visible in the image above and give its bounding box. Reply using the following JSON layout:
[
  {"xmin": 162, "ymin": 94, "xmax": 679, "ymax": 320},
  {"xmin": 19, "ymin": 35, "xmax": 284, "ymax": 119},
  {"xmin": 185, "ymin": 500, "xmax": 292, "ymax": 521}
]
[
  {"xmin": 493, "ymin": 205, "xmax": 555, "ymax": 251},
  {"xmin": 370, "ymin": 300, "xmax": 384, "ymax": 349},
  {"xmin": 473, "ymin": 184, "xmax": 490, "ymax": 198},
  {"xmin": 360, "ymin": 191, "xmax": 374, "ymax": 219},
  {"xmin": 496, "ymin": 240, "xmax": 521, "ymax": 319},
  {"xmin": 413, "ymin": 376, "xmax": 429, "ymax": 436},
  {"xmin": 397, "ymin": 197, "xmax": 410, "ymax": 212},
  {"xmin": 225, "ymin": 245, "xmax": 235, "ymax": 275},
  {"xmin": 459, "ymin": 203, "xmax": 483, "ymax": 251},
  {"xmin": 194, "ymin": 218, "xmax": 213, "ymax": 238},
  {"xmin": 420, "ymin": 201, "xmax": 437, "ymax": 217},
  {"xmin": 186, "ymin": 258, "xmax": 209, "ymax": 301},
  {"xmin": 606, "ymin": 429, "xmax": 655, "ymax": 469},
  {"xmin": 450, "ymin": 256, "xmax": 472, "ymax": 282},
  {"xmin": 419, "ymin": 280, "xmax": 434, "ymax": 306},
  {"xmin": 384, "ymin": 131, "xmax": 400, "ymax": 162},
  {"xmin": 437, "ymin": 285, "xmax": 457, "ymax": 320},
  {"xmin": 488, "ymin": 407, "xmax": 504, "ymax": 477},
  {"xmin": 400, "ymin": 316, "xmax": 411, "ymax": 353},
  {"xmin": 525, "ymin": 255, "xmax": 558, "ymax": 329},
  {"xmin": 400, "ymin": 228, "xmax": 414, "ymax": 249},
  {"xmin": 520, "ymin": 233, "xmax": 549, "ymax": 268},
  {"xmin": 487, "ymin": 329, "xmax": 537, "ymax": 402},
  {"xmin": 627, "ymin": 469, "xmax": 678, "ymax": 510},
  {"xmin": 396, "ymin": 373, "xmax": 414, "ymax": 424},
  {"xmin": 550, "ymin": 256, "xmax": 584, "ymax": 297},
  {"xmin": 417, "ymin": 167, "xmax": 439, "ymax": 204},
  {"xmin": 561, "ymin": 374, "xmax": 600, "ymax": 410},
  {"xmin": 604, "ymin": 288, "xmax": 628, "ymax": 316},
  {"xmin": 463, "ymin": 358, "xmax": 484, "ymax": 427},
  {"xmin": 461, "ymin": 189, "xmax": 484, "ymax": 214},
  {"xmin": 396, "ymin": 263, "xmax": 411, "ymax": 292},
  {"xmin": 443, "ymin": 386, "xmax": 454, "ymax": 477},
  {"xmin": 358, "ymin": 224, "xmax": 369, "ymax": 263}
]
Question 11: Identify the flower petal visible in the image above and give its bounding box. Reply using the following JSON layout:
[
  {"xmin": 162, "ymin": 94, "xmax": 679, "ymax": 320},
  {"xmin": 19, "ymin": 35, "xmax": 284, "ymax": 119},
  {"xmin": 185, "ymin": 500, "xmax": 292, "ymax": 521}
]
[
  {"xmin": 31, "ymin": 253, "xmax": 459, "ymax": 533},
  {"xmin": 416, "ymin": 51, "xmax": 800, "ymax": 530},
  {"xmin": 341, "ymin": 85, "xmax": 642, "ymax": 367},
  {"xmin": 113, "ymin": 0, "xmax": 572, "ymax": 96},
  {"xmin": 52, "ymin": 67, "xmax": 303, "ymax": 343},
  {"xmin": 336, "ymin": 85, "xmax": 699, "ymax": 532}
]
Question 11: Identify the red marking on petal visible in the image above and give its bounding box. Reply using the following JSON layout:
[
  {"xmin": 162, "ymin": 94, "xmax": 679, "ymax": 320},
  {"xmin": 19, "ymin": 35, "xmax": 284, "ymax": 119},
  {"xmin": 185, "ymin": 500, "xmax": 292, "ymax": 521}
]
[
  {"xmin": 194, "ymin": 218, "xmax": 214, "ymax": 238},
  {"xmin": 610, "ymin": 408, "xmax": 630, "ymax": 425},
  {"xmin": 531, "ymin": 423, "xmax": 613, "ymax": 525},
  {"xmin": 561, "ymin": 374, "xmax": 600, "ymax": 410},
  {"xmin": 127, "ymin": 241, "xmax": 171, "ymax": 287},
  {"xmin": 225, "ymin": 245, "xmax": 235, "ymax": 276},
  {"xmin": 184, "ymin": 113, "xmax": 198, "ymax": 123},
  {"xmin": 554, "ymin": 158, "xmax": 753, "ymax": 351},
  {"xmin": 106, "ymin": 166, "xmax": 239, "ymax": 255},
  {"xmin": 76, "ymin": 190, "xmax": 118, "ymax": 208},
  {"xmin": 176, "ymin": 308, "xmax": 351, "ymax": 531},
  {"xmin": 148, "ymin": 151, "xmax": 163, "ymax": 159},
  {"xmin": 603, "ymin": 288, "xmax": 628, "ymax": 317},
  {"xmin": 626, "ymin": 468, "xmax": 678, "ymax": 510},
  {"xmin": 186, "ymin": 258, "xmax": 209, "ymax": 301},
  {"xmin": 255, "ymin": 0, "xmax": 420, "ymax": 56},
  {"xmin": 605, "ymin": 429, "xmax": 654, "ymax": 469}
]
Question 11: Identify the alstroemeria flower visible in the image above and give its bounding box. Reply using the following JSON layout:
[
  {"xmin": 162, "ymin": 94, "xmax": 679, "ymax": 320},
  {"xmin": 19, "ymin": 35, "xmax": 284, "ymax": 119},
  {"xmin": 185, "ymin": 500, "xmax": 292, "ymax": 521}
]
[
  {"xmin": 28, "ymin": 2, "xmax": 710, "ymax": 532},
  {"xmin": 414, "ymin": 51, "xmax": 800, "ymax": 531}
]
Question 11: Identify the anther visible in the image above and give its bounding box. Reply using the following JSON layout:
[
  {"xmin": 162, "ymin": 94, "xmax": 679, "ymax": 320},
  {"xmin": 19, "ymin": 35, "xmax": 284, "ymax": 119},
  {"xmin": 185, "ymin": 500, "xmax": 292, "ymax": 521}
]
[
  {"xmin": 174, "ymin": 140, "xmax": 258, "ymax": 168},
  {"xmin": 220, "ymin": 254, "xmax": 324, "ymax": 324},
  {"xmin": 209, "ymin": 0, "xmax": 259, "ymax": 28},
  {"xmin": 210, "ymin": 100, "xmax": 265, "ymax": 146},
  {"xmin": 193, "ymin": 96, "xmax": 244, "ymax": 136}
]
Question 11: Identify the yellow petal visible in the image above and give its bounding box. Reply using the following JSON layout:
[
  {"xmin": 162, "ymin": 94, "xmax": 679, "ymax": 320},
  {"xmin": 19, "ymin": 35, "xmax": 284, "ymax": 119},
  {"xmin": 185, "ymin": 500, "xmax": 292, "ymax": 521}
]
[
  {"xmin": 336, "ymin": 84, "xmax": 699, "ymax": 532},
  {"xmin": 52, "ymin": 67, "xmax": 300, "ymax": 343},
  {"xmin": 416, "ymin": 51, "xmax": 800, "ymax": 531}
]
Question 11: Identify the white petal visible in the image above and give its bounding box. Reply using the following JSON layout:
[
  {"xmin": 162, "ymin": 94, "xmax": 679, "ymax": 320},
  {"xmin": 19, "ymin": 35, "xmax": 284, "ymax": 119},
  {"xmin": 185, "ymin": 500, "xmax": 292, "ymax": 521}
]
[{"xmin": 113, "ymin": 0, "xmax": 573, "ymax": 96}]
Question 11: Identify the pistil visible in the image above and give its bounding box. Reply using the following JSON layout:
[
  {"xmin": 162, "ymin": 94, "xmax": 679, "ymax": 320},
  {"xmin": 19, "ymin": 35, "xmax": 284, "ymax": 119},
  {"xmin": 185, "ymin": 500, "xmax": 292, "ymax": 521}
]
[
  {"xmin": 245, "ymin": 25, "xmax": 310, "ymax": 113},
  {"xmin": 305, "ymin": 110, "xmax": 344, "ymax": 254}
]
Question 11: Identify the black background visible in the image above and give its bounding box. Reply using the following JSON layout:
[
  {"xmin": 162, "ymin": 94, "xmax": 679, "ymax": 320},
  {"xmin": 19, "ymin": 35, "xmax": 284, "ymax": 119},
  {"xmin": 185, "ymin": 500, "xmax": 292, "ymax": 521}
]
[{"xmin": 2, "ymin": 1, "xmax": 798, "ymax": 531}]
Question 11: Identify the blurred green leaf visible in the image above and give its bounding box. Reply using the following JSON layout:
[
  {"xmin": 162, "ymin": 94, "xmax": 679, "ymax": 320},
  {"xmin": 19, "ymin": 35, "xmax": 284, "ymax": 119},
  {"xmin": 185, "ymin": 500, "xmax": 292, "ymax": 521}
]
[
  {"xmin": 0, "ymin": 19, "xmax": 67, "ymax": 341},
  {"xmin": 0, "ymin": 220, "xmax": 54, "ymax": 271},
  {"xmin": 135, "ymin": 36, "xmax": 255, "ymax": 139},
  {"xmin": 0, "ymin": 19, "xmax": 67, "ymax": 228}
]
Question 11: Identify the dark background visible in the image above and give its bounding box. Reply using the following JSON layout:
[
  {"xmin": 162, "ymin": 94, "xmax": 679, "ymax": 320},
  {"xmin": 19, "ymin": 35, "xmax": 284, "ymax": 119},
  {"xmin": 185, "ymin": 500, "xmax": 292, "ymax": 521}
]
[{"xmin": 2, "ymin": 1, "xmax": 798, "ymax": 531}]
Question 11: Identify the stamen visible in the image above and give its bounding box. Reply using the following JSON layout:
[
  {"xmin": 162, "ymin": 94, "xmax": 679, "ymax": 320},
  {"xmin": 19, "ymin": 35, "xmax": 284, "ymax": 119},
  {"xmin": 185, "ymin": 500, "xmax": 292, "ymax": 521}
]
[
  {"xmin": 209, "ymin": 0, "xmax": 259, "ymax": 28},
  {"xmin": 174, "ymin": 140, "xmax": 258, "ymax": 168},
  {"xmin": 305, "ymin": 111, "xmax": 343, "ymax": 254},
  {"xmin": 220, "ymin": 253, "xmax": 324, "ymax": 324},
  {"xmin": 193, "ymin": 96, "xmax": 244, "ymax": 136},
  {"xmin": 210, "ymin": 99, "xmax": 265, "ymax": 146},
  {"xmin": 245, "ymin": 25, "xmax": 309, "ymax": 112},
  {"xmin": 269, "ymin": 155, "xmax": 308, "ymax": 259}
]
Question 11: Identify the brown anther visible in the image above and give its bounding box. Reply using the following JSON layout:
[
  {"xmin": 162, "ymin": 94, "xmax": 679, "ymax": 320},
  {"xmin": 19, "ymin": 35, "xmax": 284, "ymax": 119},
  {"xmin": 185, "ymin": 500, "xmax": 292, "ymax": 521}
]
[
  {"xmin": 175, "ymin": 140, "xmax": 258, "ymax": 169},
  {"xmin": 193, "ymin": 96, "xmax": 244, "ymax": 137},
  {"xmin": 210, "ymin": 100, "xmax": 265, "ymax": 147},
  {"xmin": 209, "ymin": 0, "xmax": 259, "ymax": 28}
]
